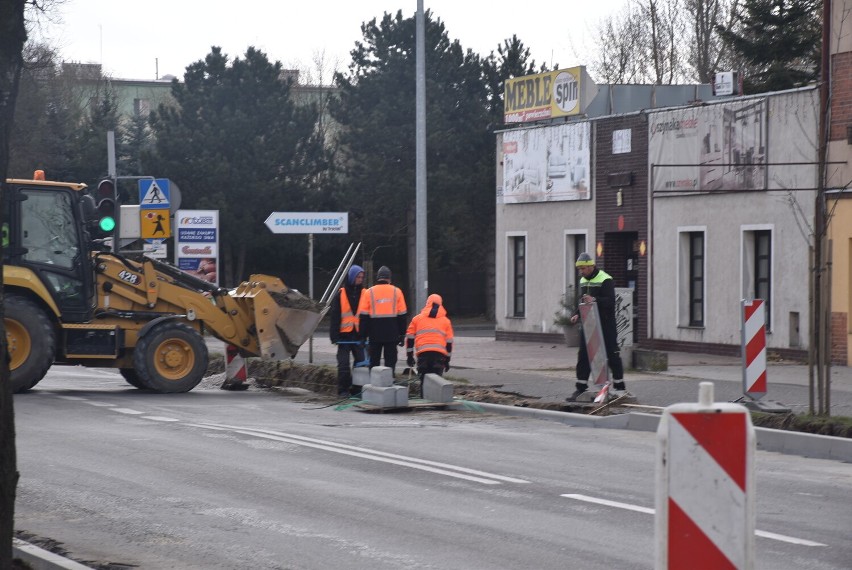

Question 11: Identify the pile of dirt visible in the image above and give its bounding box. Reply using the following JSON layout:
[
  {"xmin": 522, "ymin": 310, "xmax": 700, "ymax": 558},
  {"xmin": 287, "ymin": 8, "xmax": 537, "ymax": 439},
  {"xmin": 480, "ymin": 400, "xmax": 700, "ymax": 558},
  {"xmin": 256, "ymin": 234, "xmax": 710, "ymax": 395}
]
[
  {"xmin": 751, "ymin": 412, "xmax": 852, "ymax": 438},
  {"xmin": 206, "ymin": 355, "xmax": 338, "ymax": 394},
  {"xmin": 205, "ymin": 357, "xmax": 851, "ymax": 437}
]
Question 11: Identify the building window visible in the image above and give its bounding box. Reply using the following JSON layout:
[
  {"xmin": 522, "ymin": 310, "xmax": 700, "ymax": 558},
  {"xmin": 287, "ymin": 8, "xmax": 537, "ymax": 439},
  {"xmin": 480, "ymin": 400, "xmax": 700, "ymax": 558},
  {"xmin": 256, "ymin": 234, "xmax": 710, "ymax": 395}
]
[
  {"xmin": 743, "ymin": 228, "xmax": 772, "ymax": 329},
  {"xmin": 565, "ymin": 232, "xmax": 587, "ymax": 295},
  {"xmin": 133, "ymin": 98, "xmax": 151, "ymax": 117},
  {"xmin": 689, "ymin": 232, "xmax": 704, "ymax": 326},
  {"xmin": 679, "ymin": 228, "xmax": 705, "ymax": 327},
  {"xmin": 755, "ymin": 230, "xmax": 771, "ymax": 327},
  {"xmin": 509, "ymin": 235, "xmax": 526, "ymax": 317}
]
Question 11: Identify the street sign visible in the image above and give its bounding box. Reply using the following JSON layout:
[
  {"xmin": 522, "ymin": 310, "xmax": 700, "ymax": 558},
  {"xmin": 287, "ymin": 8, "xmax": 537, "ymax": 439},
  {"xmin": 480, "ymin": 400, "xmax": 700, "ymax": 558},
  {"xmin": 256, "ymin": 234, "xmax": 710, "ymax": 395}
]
[
  {"xmin": 140, "ymin": 209, "xmax": 171, "ymax": 239},
  {"xmin": 143, "ymin": 239, "xmax": 168, "ymax": 259},
  {"xmin": 139, "ymin": 179, "xmax": 170, "ymax": 208},
  {"xmin": 264, "ymin": 212, "xmax": 348, "ymax": 234}
]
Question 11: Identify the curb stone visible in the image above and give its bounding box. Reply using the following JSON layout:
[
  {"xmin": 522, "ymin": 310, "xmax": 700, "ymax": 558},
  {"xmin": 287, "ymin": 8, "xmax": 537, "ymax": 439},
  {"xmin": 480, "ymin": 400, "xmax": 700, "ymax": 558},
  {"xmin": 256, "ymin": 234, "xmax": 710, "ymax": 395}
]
[{"xmin": 450, "ymin": 400, "xmax": 852, "ymax": 463}]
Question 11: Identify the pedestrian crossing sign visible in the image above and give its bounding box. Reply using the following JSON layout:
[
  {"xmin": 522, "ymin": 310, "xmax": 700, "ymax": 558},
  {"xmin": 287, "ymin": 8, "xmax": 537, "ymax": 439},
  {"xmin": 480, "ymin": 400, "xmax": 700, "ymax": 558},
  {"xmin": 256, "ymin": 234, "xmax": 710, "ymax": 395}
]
[
  {"xmin": 140, "ymin": 210, "xmax": 171, "ymax": 239},
  {"xmin": 139, "ymin": 179, "xmax": 170, "ymax": 208}
]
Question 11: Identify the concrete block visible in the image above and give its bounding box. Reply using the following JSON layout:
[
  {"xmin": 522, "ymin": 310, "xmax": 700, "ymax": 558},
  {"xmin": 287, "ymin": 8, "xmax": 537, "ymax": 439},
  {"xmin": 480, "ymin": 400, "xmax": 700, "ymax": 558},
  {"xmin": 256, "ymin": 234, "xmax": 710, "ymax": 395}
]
[
  {"xmin": 361, "ymin": 385, "xmax": 396, "ymax": 407},
  {"xmin": 423, "ymin": 373, "xmax": 454, "ymax": 403},
  {"xmin": 352, "ymin": 366, "xmax": 371, "ymax": 386},
  {"xmin": 370, "ymin": 366, "xmax": 394, "ymax": 387},
  {"xmin": 633, "ymin": 349, "xmax": 668, "ymax": 371},
  {"xmin": 393, "ymin": 385, "xmax": 409, "ymax": 407}
]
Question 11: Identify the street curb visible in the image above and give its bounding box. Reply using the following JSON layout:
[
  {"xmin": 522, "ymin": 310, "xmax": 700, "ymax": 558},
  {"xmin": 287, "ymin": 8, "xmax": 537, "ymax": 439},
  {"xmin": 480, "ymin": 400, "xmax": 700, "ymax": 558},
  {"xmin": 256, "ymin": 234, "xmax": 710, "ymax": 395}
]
[
  {"xmin": 12, "ymin": 538, "xmax": 93, "ymax": 570},
  {"xmin": 449, "ymin": 401, "xmax": 852, "ymax": 463}
]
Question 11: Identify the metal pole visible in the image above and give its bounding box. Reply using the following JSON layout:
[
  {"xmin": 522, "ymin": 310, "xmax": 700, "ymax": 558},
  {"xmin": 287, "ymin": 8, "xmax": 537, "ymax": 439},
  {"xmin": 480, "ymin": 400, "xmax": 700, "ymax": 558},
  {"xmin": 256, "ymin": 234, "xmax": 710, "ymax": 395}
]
[
  {"xmin": 308, "ymin": 233, "xmax": 314, "ymax": 364},
  {"xmin": 808, "ymin": 245, "xmax": 815, "ymax": 415},
  {"xmin": 826, "ymin": 239, "xmax": 833, "ymax": 416},
  {"xmin": 415, "ymin": 0, "xmax": 428, "ymax": 309}
]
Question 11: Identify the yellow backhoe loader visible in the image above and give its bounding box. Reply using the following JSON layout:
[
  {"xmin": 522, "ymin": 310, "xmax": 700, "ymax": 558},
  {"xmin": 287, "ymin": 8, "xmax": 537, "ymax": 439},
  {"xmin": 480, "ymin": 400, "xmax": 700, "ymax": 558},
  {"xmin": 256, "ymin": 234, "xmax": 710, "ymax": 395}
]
[{"xmin": 2, "ymin": 173, "xmax": 358, "ymax": 393}]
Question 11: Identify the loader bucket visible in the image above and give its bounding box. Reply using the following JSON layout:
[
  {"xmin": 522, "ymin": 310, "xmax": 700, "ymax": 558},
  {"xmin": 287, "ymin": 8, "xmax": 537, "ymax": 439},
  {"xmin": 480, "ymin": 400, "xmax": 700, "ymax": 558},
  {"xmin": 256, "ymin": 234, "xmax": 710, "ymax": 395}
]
[{"xmin": 231, "ymin": 275, "xmax": 326, "ymax": 359}]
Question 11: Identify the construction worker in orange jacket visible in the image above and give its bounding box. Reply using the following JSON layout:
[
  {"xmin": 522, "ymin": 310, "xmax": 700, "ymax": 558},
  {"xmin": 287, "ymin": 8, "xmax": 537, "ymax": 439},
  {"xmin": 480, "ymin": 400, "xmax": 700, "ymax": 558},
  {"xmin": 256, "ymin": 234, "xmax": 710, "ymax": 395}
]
[
  {"xmin": 406, "ymin": 293, "xmax": 454, "ymax": 395},
  {"xmin": 358, "ymin": 265, "xmax": 408, "ymax": 375},
  {"xmin": 329, "ymin": 264, "xmax": 367, "ymax": 397}
]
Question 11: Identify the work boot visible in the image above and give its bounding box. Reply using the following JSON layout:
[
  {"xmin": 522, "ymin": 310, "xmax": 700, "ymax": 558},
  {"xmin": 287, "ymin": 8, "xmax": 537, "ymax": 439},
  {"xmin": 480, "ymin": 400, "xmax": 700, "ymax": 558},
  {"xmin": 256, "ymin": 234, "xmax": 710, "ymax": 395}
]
[{"xmin": 566, "ymin": 384, "xmax": 587, "ymax": 402}]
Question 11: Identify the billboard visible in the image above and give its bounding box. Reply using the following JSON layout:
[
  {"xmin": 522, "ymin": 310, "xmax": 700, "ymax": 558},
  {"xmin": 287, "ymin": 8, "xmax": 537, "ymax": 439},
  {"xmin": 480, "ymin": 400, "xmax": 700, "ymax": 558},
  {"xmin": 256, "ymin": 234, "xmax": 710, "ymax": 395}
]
[
  {"xmin": 649, "ymin": 99, "xmax": 767, "ymax": 193},
  {"xmin": 175, "ymin": 210, "xmax": 219, "ymax": 285},
  {"xmin": 504, "ymin": 66, "xmax": 593, "ymax": 123},
  {"xmin": 500, "ymin": 122, "xmax": 591, "ymax": 203}
]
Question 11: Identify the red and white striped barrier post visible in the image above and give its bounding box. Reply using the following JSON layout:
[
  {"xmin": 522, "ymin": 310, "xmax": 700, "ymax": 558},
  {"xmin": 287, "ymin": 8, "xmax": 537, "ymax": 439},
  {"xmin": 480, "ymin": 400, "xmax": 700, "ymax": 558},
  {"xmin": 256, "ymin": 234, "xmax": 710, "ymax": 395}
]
[
  {"xmin": 221, "ymin": 344, "xmax": 249, "ymax": 390},
  {"xmin": 656, "ymin": 382, "xmax": 755, "ymax": 569},
  {"xmin": 579, "ymin": 302, "xmax": 610, "ymax": 398},
  {"xmin": 741, "ymin": 299, "xmax": 767, "ymax": 400}
]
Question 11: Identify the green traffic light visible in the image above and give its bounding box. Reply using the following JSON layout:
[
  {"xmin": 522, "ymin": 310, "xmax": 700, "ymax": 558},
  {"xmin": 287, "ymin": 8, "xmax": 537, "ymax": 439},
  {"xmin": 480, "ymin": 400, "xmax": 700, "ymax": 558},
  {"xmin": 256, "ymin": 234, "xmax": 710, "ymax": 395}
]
[{"xmin": 99, "ymin": 216, "xmax": 116, "ymax": 232}]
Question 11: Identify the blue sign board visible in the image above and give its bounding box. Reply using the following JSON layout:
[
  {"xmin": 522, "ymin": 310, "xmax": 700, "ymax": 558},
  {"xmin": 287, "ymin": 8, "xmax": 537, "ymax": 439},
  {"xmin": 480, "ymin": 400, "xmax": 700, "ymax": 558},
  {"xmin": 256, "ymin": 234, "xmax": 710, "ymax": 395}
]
[
  {"xmin": 138, "ymin": 179, "xmax": 171, "ymax": 208},
  {"xmin": 178, "ymin": 228, "xmax": 217, "ymax": 242}
]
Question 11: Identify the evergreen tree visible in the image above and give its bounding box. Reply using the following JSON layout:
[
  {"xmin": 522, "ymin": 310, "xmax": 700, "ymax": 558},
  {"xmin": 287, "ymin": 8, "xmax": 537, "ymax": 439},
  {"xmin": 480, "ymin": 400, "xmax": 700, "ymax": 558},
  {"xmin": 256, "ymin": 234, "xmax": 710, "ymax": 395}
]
[
  {"xmin": 330, "ymin": 10, "xmax": 494, "ymax": 296},
  {"xmin": 67, "ymin": 83, "xmax": 122, "ymax": 184},
  {"xmin": 121, "ymin": 112, "xmax": 151, "ymax": 176},
  {"xmin": 147, "ymin": 47, "xmax": 327, "ymax": 286},
  {"xmin": 717, "ymin": 0, "xmax": 821, "ymax": 94},
  {"xmin": 9, "ymin": 43, "xmax": 80, "ymax": 180}
]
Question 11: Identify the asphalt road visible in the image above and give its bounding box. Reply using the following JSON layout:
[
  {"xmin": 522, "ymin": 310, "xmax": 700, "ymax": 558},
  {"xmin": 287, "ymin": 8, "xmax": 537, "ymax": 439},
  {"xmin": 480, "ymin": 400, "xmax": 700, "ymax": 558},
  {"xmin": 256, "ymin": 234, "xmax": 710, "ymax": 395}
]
[{"xmin": 12, "ymin": 365, "xmax": 852, "ymax": 569}]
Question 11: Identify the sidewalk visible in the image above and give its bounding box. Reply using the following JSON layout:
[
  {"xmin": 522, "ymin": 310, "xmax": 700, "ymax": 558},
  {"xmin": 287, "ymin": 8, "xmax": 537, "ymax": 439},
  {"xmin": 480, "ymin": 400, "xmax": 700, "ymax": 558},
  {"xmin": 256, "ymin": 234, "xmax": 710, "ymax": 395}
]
[{"xmin": 293, "ymin": 334, "xmax": 852, "ymax": 417}]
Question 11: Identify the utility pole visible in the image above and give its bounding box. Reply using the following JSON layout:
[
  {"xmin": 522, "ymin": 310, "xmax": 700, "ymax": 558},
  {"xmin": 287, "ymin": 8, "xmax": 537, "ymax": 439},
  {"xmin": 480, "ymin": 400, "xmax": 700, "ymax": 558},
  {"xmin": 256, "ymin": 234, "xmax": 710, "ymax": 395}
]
[
  {"xmin": 415, "ymin": 0, "xmax": 428, "ymax": 310},
  {"xmin": 812, "ymin": 0, "xmax": 833, "ymax": 415}
]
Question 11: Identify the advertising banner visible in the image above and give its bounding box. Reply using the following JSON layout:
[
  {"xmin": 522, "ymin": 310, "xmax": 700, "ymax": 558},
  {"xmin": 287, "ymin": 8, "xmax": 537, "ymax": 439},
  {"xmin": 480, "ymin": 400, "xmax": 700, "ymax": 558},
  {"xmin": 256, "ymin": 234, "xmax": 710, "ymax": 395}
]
[
  {"xmin": 175, "ymin": 209, "xmax": 219, "ymax": 285},
  {"xmin": 649, "ymin": 99, "xmax": 767, "ymax": 193},
  {"xmin": 500, "ymin": 122, "xmax": 591, "ymax": 203},
  {"xmin": 503, "ymin": 67, "xmax": 588, "ymax": 123}
]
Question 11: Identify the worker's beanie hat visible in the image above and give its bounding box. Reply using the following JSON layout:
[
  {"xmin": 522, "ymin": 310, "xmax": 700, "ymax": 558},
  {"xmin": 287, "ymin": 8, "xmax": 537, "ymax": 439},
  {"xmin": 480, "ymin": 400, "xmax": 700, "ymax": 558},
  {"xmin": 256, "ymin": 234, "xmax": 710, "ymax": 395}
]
[
  {"xmin": 575, "ymin": 252, "xmax": 595, "ymax": 267},
  {"xmin": 376, "ymin": 266, "xmax": 392, "ymax": 281}
]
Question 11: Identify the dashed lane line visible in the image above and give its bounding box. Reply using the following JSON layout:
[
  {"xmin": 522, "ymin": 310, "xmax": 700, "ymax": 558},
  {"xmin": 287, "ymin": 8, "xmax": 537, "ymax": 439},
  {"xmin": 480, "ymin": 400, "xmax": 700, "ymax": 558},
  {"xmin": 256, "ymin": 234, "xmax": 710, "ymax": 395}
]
[{"xmin": 561, "ymin": 493, "xmax": 827, "ymax": 547}]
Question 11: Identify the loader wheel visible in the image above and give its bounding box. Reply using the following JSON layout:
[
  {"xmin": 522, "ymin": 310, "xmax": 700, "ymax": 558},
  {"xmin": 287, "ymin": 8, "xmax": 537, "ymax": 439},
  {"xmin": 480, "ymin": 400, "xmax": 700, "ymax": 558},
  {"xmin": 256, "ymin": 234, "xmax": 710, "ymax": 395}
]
[
  {"xmin": 133, "ymin": 322, "xmax": 208, "ymax": 393},
  {"xmin": 5, "ymin": 295, "xmax": 56, "ymax": 393},
  {"xmin": 119, "ymin": 368, "xmax": 149, "ymax": 390}
]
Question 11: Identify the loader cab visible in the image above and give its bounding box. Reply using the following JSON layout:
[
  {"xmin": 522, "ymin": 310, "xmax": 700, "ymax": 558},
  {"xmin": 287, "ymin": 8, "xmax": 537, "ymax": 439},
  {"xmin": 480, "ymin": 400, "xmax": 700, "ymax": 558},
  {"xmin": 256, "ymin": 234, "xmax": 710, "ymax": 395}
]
[{"xmin": 3, "ymin": 176, "xmax": 97, "ymax": 322}]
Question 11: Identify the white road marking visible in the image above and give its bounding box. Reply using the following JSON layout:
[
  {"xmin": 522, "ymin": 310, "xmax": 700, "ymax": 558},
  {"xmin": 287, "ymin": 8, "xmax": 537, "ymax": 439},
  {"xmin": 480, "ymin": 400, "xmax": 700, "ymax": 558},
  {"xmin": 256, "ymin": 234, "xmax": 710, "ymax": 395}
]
[
  {"xmin": 190, "ymin": 422, "xmax": 529, "ymax": 485},
  {"xmin": 142, "ymin": 416, "xmax": 181, "ymax": 422},
  {"xmin": 85, "ymin": 401, "xmax": 114, "ymax": 407},
  {"xmin": 111, "ymin": 408, "xmax": 145, "ymax": 415},
  {"xmin": 561, "ymin": 493, "xmax": 654, "ymax": 514},
  {"xmin": 561, "ymin": 494, "xmax": 827, "ymax": 547}
]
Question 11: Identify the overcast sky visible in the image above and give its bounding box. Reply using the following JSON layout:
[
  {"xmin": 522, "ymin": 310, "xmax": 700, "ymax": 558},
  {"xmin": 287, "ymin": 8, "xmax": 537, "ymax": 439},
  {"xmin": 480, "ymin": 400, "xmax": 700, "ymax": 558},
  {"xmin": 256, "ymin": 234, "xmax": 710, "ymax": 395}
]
[{"xmin": 38, "ymin": 0, "xmax": 628, "ymax": 83}]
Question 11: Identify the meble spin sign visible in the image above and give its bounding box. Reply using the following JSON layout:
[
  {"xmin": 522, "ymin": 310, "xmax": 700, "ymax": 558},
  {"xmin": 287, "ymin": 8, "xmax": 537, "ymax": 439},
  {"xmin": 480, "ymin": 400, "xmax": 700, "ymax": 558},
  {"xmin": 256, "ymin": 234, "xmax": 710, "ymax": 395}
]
[{"xmin": 264, "ymin": 212, "xmax": 348, "ymax": 234}]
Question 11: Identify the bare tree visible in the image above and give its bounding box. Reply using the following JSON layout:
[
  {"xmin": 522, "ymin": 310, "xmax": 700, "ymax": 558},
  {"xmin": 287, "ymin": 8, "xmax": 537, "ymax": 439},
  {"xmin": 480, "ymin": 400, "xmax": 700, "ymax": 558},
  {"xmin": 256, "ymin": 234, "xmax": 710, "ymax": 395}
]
[
  {"xmin": 642, "ymin": 0, "xmax": 688, "ymax": 84},
  {"xmin": 590, "ymin": 2, "xmax": 649, "ymax": 83},
  {"xmin": 589, "ymin": 0, "xmax": 743, "ymax": 85},
  {"xmin": 684, "ymin": 0, "xmax": 742, "ymax": 83}
]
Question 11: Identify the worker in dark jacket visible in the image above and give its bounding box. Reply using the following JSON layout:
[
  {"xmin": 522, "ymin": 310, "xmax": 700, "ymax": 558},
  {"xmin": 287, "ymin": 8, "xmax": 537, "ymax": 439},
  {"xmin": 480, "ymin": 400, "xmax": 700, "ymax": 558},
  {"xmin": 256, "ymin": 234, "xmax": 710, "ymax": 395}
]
[
  {"xmin": 406, "ymin": 293, "xmax": 454, "ymax": 395},
  {"xmin": 358, "ymin": 265, "xmax": 407, "ymax": 376},
  {"xmin": 329, "ymin": 264, "xmax": 366, "ymax": 397},
  {"xmin": 567, "ymin": 252, "xmax": 626, "ymax": 401}
]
